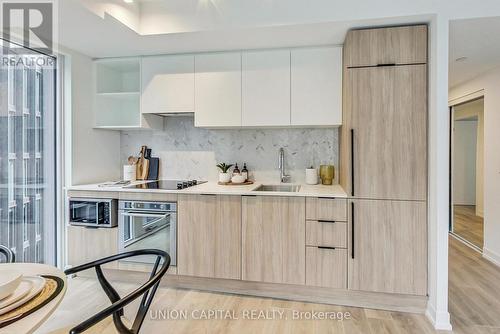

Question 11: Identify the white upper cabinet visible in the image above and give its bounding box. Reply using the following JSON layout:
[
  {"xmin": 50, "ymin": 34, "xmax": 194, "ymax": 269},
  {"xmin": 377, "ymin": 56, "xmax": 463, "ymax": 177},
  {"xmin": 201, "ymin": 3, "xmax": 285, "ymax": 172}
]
[
  {"xmin": 242, "ymin": 50, "xmax": 291, "ymax": 127},
  {"xmin": 291, "ymin": 46, "xmax": 343, "ymax": 126},
  {"xmin": 194, "ymin": 52, "xmax": 242, "ymax": 127},
  {"xmin": 141, "ymin": 55, "xmax": 194, "ymax": 114},
  {"xmin": 95, "ymin": 46, "xmax": 343, "ymax": 129},
  {"xmin": 94, "ymin": 58, "xmax": 162, "ymax": 130}
]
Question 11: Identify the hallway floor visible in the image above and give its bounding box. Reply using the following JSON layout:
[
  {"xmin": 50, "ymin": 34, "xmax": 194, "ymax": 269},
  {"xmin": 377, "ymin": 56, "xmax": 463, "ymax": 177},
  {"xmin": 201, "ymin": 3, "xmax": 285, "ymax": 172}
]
[
  {"xmin": 37, "ymin": 238, "xmax": 500, "ymax": 333},
  {"xmin": 453, "ymin": 205, "xmax": 484, "ymax": 249},
  {"xmin": 448, "ymin": 237, "xmax": 500, "ymax": 333}
]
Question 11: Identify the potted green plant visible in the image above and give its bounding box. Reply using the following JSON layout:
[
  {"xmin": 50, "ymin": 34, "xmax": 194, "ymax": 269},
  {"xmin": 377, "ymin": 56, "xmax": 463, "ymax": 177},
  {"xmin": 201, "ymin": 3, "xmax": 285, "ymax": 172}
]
[{"xmin": 216, "ymin": 163, "xmax": 233, "ymax": 183}]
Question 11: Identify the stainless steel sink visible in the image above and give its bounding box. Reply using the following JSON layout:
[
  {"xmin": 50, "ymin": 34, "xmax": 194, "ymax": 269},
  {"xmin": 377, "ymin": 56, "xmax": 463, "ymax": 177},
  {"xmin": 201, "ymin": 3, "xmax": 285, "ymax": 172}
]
[{"xmin": 253, "ymin": 184, "xmax": 301, "ymax": 192}]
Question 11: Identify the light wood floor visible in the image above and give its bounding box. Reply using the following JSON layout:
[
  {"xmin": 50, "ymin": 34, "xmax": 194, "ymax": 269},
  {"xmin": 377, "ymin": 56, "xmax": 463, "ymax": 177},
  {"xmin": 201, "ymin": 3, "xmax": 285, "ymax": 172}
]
[
  {"xmin": 36, "ymin": 238, "xmax": 500, "ymax": 334},
  {"xmin": 453, "ymin": 205, "xmax": 484, "ymax": 249}
]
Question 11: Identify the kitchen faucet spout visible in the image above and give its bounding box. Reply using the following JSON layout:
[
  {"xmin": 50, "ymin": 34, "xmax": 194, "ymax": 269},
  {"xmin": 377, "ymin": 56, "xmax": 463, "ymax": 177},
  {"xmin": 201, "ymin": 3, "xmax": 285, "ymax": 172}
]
[{"xmin": 278, "ymin": 148, "xmax": 291, "ymax": 183}]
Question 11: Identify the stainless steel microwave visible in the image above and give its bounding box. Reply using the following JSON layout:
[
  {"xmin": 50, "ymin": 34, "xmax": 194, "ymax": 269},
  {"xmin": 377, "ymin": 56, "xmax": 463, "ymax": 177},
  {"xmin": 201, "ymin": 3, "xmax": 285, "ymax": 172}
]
[{"xmin": 68, "ymin": 198, "xmax": 117, "ymax": 228}]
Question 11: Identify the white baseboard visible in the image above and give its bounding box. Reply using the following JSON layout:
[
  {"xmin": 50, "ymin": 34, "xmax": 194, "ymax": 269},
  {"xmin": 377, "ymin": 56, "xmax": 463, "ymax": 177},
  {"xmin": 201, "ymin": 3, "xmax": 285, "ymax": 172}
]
[
  {"xmin": 483, "ymin": 247, "xmax": 500, "ymax": 267},
  {"xmin": 425, "ymin": 302, "xmax": 452, "ymax": 331}
]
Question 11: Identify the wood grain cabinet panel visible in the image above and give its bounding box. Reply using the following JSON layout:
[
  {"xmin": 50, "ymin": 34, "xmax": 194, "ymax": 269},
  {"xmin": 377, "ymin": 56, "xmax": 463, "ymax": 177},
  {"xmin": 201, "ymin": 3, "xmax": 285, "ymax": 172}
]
[
  {"xmin": 242, "ymin": 196, "xmax": 305, "ymax": 285},
  {"xmin": 67, "ymin": 226, "xmax": 118, "ymax": 269},
  {"xmin": 344, "ymin": 65, "xmax": 427, "ymax": 200},
  {"xmin": 306, "ymin": 197, "xmax": 347, "ymax": 221},
  {"xmin": 344, "ymin": 25, "xmax": 427, "ymax": 67},
  {"xmin": 306, "ymin": 221, "xmax": 347, "ymax": 248},
  {"xmin": 178, "ymin": 195, "xmax": 241, "ymax": 279},
  {"xmin": 348, "ymin": 199, "xmax": 427, "ymax": 296},
  {"xmin": 214, "ymin": 195, "xmax": 242, "ymax": 279},
  {"xmin": 178, "ymin": 195, "xmax": 216, "ymax": 278},
  {"xmin": 306, "ymin": 247, "xmax": 347, "ymax": 289}
]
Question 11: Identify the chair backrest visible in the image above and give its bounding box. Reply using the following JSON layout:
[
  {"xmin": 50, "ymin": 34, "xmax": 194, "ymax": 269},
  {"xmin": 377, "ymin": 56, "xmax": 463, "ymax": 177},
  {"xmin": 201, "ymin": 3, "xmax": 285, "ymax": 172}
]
[
  {"xmin": 0, "ymin": 245, "xmax": 15, "ymax": 263},
  {"xmin": 64, "ymin": 249, "xmax": 170, "ymax": 334}
]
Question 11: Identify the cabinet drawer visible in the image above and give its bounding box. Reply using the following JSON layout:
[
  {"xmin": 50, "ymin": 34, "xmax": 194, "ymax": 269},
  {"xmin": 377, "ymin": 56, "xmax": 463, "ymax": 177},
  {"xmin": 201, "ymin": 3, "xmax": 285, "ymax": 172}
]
[
  {"xmin": 306, "ymin": 220, "xmax": 347, "ymax": 248},
  {"xmin": 306, "ymin": 246, "xmax": 347, "ymax": 289},
  {"xmin": 306, "ymin": 198, "xmax": 347, "ymax": 221}
]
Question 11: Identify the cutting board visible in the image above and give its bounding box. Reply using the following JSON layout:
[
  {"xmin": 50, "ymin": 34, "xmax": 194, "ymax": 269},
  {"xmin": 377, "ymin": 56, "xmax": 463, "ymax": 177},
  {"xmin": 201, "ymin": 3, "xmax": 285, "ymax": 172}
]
[
  {"xmin": 136, "ymin": 146, "xmax": 147, "ymax": 180},
  {"xmin": 141, "ymin": 158, "xmax": 150, "ymax": 180},
  {"xmin": 147, "ymin": 158, "xmax": 159, "ymax": 180}
]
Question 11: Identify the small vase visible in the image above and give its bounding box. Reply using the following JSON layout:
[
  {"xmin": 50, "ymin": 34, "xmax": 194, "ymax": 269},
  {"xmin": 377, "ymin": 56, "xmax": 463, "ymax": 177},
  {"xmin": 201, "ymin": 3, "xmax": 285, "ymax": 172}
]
[
  {"xmin": 219, "ymin": 172, "xmax": 231, "ymax": 183},
  {"xmin": 319, "ymin": 165, "xmax": 335, "ymax": 185}
]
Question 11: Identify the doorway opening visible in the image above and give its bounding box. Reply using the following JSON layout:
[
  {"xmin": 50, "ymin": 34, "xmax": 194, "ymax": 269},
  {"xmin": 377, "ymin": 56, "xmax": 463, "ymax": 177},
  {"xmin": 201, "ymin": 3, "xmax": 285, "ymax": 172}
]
[{"xmin": 450, "ymin": 97, "xmax": 484, "ymax": 251}]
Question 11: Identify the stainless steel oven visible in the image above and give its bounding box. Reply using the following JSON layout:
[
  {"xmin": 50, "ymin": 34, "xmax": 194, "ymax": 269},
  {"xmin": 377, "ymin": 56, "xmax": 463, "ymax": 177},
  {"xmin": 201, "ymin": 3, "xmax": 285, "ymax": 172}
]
[
  {"xmin": 68, "ymin": 198, "xmax": 117, "ymax": 228},
  {"xmin": 119, "ymin": 200, "xmax": 176, "ymax": 266}
]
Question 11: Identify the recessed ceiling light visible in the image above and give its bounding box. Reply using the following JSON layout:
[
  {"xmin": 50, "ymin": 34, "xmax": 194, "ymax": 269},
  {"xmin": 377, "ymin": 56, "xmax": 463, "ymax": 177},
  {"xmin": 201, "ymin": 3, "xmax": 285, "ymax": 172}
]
[
  {"xmin": 123, "ymin": 0, "xmax": 134, "ymax": 3},
  {"xmin": 455, "ymin": 56, "xmax": 468, "ymax": 62}
]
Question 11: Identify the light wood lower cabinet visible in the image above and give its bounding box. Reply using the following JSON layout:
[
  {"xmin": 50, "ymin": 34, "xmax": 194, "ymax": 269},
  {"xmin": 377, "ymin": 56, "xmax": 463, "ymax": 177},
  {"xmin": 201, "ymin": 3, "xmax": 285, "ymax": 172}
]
[
  {"xmin": 348, "ymin": 199, "xmax": 427, "ymax": 296},
  {"xmin": 178, "ymin": 194, "xmax": 241, "ymax": 279},
  {"xmin": 242, "ymin": 196, "xmax": 305, "ymax": 285},
  {"xmin": 306, "ymin": 247, "xmax": 347, "ymax": 289},
  {"xmin": 67, "ymin": 225, "xmax": 118, "ymax": 269}
]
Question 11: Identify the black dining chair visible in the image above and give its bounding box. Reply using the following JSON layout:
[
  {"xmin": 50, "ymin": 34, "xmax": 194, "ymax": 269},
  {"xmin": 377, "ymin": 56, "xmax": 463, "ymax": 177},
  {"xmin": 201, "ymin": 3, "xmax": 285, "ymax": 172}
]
[
  {"xmin": 0, "ymin": 245, "xmax": 15, "ymax": 263},
  {"xmin": 58, "ymin": 249, "xmax": 170, "ymax": 334}
]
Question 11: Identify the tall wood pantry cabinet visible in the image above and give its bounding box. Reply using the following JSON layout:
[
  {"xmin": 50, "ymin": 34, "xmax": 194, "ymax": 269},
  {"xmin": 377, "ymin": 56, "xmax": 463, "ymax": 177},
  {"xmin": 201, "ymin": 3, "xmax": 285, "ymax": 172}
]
[{"xmin": 340, "ymin": 25, "xmax": 428, "ymax": 296}]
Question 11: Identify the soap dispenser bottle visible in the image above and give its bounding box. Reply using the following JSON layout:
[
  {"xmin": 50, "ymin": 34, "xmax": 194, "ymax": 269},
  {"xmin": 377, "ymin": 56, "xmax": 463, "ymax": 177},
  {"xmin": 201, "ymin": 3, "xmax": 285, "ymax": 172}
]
[
  {"xmin": 233, "ymin": 163, "xmax": 240, "ymax": 175},
  {"xmin": 242, "ymin": 163, "xmax": 248, "ymax": 181}
]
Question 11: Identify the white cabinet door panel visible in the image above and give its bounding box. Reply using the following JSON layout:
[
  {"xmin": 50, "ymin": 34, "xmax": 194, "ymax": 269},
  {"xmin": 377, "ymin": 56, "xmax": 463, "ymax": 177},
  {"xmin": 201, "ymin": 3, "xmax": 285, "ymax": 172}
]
[
  {"xmin": 291, "ymin": 47, "xmax": 342, "ymax": 126},
  {"xmin": 242, "ymin": 50, "xmax": 290, "ymax": 126},
  {"xmin": 141, "ymin": 55, "xmax": 194, "ymax": 114},
  {"xmin": 194, "ymin": 52, "xmax": 242, "ymax": 127}
]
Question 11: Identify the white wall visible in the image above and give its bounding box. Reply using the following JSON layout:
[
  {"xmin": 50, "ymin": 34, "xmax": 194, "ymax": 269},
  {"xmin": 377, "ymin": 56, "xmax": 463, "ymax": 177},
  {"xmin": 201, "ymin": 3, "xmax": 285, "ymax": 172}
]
[
  {"xmin": 63, "ymin": 47, "xmax": 121, "ymax": 185},
  {"xmin": 450, "ymin": 67, "xmax": 500, "ymax": 267},
  {"xmin": 426, "ymin": 16, "xmax": 452, "ymax": 331},
  {"xmin": 453, "ymin": 119, "xmax": 477, "ymax": 205}
]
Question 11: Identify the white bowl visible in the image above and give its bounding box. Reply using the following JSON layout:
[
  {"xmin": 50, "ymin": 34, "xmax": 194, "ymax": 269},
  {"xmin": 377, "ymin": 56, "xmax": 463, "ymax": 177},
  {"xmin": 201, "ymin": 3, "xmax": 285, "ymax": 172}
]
[
  {"xmin": 0, "ymin": 271, "xmax": 22, "ymax": 300},
  {"xmin": 231, "ymin": 175, "xmax": 246, "ymax": 184}
]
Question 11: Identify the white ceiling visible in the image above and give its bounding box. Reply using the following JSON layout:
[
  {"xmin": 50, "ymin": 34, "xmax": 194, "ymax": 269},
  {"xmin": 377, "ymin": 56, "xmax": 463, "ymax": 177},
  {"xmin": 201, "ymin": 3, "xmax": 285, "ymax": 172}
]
[
  {"xmin": 58, "ymin": 0, "xmax": 433, "ymax": 58},
  {"xmin": 57, "ymin": 0, "xmax": 500, "ymax": 89},
  {"xmin": 449, "ymin": 17, "xmax": 500, "ymax": 88}
]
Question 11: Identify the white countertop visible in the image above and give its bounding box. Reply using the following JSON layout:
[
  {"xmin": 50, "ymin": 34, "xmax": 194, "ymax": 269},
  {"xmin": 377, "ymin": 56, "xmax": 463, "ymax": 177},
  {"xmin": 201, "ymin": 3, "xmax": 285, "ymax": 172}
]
[{"xmin": 67, "ymin": 181, "xmax": 347, "ymax": 198}]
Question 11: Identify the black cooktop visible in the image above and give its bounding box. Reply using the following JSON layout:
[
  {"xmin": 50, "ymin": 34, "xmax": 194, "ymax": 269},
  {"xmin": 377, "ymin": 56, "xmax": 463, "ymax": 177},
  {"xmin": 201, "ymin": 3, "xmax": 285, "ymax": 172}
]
[{"xmin": 127, "ymin": 180, "xmax": 206, "ymax": 190}]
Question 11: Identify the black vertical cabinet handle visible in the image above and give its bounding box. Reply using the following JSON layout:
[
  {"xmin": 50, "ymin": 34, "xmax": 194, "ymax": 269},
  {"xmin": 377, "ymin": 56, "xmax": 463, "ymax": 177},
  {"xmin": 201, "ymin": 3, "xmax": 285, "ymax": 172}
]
[
  {"xmin": 350, "ymin": 129, "xmax": 355, "ymax": 196},
  {"xmin": 351, "ymin": 202, "xmax": 355, "ymax": 259}
]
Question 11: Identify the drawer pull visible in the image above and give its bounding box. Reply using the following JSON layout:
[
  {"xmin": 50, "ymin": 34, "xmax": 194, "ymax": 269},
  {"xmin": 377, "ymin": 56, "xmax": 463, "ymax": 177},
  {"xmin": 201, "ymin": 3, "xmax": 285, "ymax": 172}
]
[
  {"xmin": 318, "ymin": 246, "xmax": 336, "ymax": 250},
  {"xmin": 351, "ymin": 202, "xmax": 355, "ymax": 259},
  {"xmin": 351, "ymin": 129, "xmax": 355, "ymax": 196},
  {"xmin": 318, "ymin": 220, "xmax": 336, "ymax": 224}
]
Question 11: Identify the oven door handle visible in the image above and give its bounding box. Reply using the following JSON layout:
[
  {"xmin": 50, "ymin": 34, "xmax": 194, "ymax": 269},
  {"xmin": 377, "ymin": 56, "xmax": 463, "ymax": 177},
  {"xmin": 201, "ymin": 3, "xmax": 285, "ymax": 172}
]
[{"xmin": 121, "ymin": 212, "xmax": 169, "ymax": 219}]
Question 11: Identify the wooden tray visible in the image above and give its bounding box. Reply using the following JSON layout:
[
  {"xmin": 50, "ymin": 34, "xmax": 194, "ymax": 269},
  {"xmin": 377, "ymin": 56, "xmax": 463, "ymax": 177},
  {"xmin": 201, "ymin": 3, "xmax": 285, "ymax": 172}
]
[{"xmin": 218, "ymin": 180, "xmax": 254, "ymax": 186}]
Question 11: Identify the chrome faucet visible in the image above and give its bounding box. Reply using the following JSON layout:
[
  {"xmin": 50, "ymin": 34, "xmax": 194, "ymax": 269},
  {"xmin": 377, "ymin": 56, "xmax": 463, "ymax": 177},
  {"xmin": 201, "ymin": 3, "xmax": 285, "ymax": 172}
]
[{"xmin": 278, "ymin": 148, "xmax": 291, "ymax": 183}]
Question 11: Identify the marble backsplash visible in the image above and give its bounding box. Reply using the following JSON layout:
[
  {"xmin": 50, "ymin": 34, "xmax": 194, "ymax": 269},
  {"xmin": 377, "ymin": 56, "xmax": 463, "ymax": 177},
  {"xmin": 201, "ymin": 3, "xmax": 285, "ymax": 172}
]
[{"xmin": 120, "ymin": 117, "xmax": 339, "ymax": 183}]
